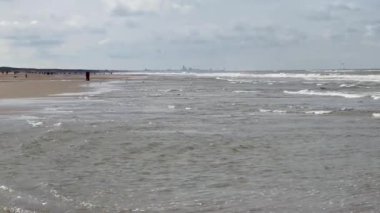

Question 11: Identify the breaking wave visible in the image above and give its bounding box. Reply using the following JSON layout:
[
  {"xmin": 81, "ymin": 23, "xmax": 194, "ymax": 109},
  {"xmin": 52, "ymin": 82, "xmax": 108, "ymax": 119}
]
[
  {"xmin": 116, "ymin": 71, "xmax": 380, "ymax": 82},
  {"xmin": 284, "ymin": 90, "xmax": 367, "ymax": 99}
]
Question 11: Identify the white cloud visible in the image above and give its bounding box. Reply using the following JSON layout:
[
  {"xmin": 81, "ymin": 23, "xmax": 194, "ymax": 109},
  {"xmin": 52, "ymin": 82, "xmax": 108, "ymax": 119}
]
[
  {"xmin": 0, "ymin": 20, "xmax": 19, "ymax": 27},
  {"xmin": 30, "ymin": 20, "xmax": 39, "ymax": 25},
  {"xmin": 0, "ymin": 39, "xmax": 10, "ymax": 56},
  {"xmin": 307, "ymin": 1, "xmax": 360, "ymax": 21},
  {"xmin": 64, "ymin": 15, "xmax": 87, "ymax": 28},
  {"xmin": 170, "ymin": 2, "xmax": 192, "ymax": 13},
  {"xmin": 98, "ymin": 38, "xmax": 110, "ymax": 45},
  {"xmin": 365, "ymin": 23, "xmax": 380, "ymax": 37},
  {"xmin": 0, "ymin": 20, "xmax": 41, "ymax": 28},
  {"xmin": 102, "ymin": 0, "xmax": 192, "ymax": 16},
  {"xmin": 328, "ymin": 1, "xmax": 359, "ymax": 11},
  {"xmin": 1, "ymin": 0, "xmax": 380, "ymax": 69}
]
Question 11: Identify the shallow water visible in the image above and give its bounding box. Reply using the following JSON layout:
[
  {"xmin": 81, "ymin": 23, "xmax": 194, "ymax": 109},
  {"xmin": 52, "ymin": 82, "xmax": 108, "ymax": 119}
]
[{"xmin": 0, "ymin": 71, "xmax": 379, "ymax": 212}]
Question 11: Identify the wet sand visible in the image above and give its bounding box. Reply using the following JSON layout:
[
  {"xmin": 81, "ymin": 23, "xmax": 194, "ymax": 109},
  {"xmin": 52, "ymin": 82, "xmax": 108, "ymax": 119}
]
[{"xmin": 0, "ymin": 73, "xmax": 116, "ymax": 99}]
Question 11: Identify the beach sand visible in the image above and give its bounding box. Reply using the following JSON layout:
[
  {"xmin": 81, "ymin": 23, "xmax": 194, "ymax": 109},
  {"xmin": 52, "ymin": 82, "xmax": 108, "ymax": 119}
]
[
  {"xmin": 0, "ymin": 72, "xmax": 120, "ymax": 99},
  {"xmin": 0, "ymin": 72, "xmax": 138, "ymax": 115},
  {"xmin": 0, "ymin": 73, "xmax": 86, "ymax": 99}
]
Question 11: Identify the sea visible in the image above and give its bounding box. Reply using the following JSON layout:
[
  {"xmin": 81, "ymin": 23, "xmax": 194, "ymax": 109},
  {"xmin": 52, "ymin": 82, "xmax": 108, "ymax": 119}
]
[{"xmin": 0, "ymin": 69, "xmax": 379, "ymax": 212}]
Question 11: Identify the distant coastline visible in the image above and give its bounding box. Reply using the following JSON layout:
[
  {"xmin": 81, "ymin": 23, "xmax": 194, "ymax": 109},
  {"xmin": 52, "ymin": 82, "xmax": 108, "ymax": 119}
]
[
  {"xmin": 2, "ymin": 66, "xmax": 380, "ymax": 75},
  {"xmin": 0, "ymin": 66, "xmax": 113, "ymax": 75}
]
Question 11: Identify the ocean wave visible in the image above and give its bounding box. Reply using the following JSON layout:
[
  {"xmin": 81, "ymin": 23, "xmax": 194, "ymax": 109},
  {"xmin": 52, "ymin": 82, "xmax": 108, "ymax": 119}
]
[
  {"xmin": 371, "ymin": 94, "xmax": 380, "ymax": 100},
  {"xmin": 212, "ymin": 73, "xmax": 380, "ymax": 82},
  {"xmin": 0, "ymin": 183, "xmax": 85, "ymax": 213},
  {"xmin": 27, "ymin": 120, "xmax": 43, "ymax": 127},
  {"xmin": 17, "ymin": 115, "xmax": 40, "ymax": 120},
  {"xmin": 42, "ymin": 107, "xmax": 74, "ymax": 114},
  {"xmin": 284, "ymin": 90, "xmax": 366, "ymax": 99},
  {"xmin": 259, "ymin": 109, "xmax": 287, "ymax": 114},
  {"xmin": 53, "ymin": 122, "xmax": 62, "ymax": 127},
  {"xmin": 52, "ymin": 81, "xmax": 122, "ymax": 97},
  {"xmin": 305, "ymin": 111, "xmax": 332, "ymax": 115},
  {"xmin": 233, "ymin": 90, "xmax": 257, "ymax": 93},
  {"xmin": 339, "ymin": 84, "xmax": 357, "ymax": 88},
  {"xmin": 0, "ymin": 185, "xmax": 14, "ymax": 193},
  {"xmin": 373, "ymin": 113, "xmax": 380, "ymax": 118},
  {"xmin": 116, "ymin": 72, "xmax": 380, "ymax": 82}
]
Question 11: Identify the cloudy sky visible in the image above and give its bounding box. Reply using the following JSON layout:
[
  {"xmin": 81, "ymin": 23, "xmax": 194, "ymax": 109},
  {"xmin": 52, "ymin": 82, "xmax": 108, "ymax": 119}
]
[{"xmin": 1, "ymin": 0, "xmax": 380, "ymax": 70}]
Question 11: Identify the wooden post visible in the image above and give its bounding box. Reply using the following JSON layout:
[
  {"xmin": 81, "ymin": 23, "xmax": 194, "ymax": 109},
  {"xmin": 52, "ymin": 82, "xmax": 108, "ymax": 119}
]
[{"xmin": 86, "ymin": 72, "xmax": 90, "ymax": 81}]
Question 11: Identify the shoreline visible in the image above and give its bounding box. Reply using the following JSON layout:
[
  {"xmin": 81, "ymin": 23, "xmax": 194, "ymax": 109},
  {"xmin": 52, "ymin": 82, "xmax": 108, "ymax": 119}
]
[
  {"xmin": 0, "ymin": 74, "xmax": 86, "ymax": 99},
  {"xmin": 0, "ymin": 73, "xmax": 122, "ymax": 99}
]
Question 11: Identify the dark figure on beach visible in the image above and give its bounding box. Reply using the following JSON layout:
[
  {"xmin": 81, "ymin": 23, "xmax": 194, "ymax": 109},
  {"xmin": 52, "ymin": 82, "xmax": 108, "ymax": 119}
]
[{"xmin": 86, "ymin": 72, "xmax": 90, "ymax": 81}]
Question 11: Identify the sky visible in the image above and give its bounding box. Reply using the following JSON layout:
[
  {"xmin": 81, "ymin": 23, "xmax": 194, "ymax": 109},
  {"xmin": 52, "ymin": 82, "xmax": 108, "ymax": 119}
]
[{"xmin": 1, "ymin": 0, "xmax": 380, "ymax": 70}]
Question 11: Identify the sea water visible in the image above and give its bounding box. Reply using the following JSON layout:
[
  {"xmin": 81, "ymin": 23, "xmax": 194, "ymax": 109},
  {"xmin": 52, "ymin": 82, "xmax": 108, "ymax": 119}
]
[{"xmin": 0, "ymin": 70, "xmax": 379, "ymax": 212}]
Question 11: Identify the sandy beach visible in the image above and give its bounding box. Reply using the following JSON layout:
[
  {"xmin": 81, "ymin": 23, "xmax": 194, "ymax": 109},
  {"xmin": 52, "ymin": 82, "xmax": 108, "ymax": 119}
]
[{"xmin": 0, "ymin": 72, "xmax": 118, "ymax": 99}]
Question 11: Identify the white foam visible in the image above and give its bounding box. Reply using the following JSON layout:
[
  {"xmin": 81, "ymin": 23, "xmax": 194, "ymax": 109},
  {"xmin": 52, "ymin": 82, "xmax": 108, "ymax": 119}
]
[
  {"xmin": 305, "ymin": 111, "xmax": 332, "ymax": 115},
  {"xmin": 27, "ymin": 120, "xmax": 43, "ymax": 127},
  {"xmin": 371, "ymin": 94, "xmax": 380, "ymax": 100},
  {"xmin": 80, "ymin": 201, "xmax": 95, "ymax": 209},
  {"xmin": 259, "ymin": 109, "xmax": 271, "ymax": 113},
  {"xmin": 233, "ymin": 90, "xmax": 257, "ymax": 93},
  {"xmin": 49, "ymin": 189, "xmax": 73, "ymax": 202},
  {"xmin": 160, "ymin": 89, "xmax": 183, "ymax": 93},
  {"xmin": 372, "ymin": 113, "xmax": 380, "ymax": 118},
  {"xmin": 214, "ymin": 73, "xmax": 380, "ymax": 82},
  {"xmin": 284, "ymin": 90, "xmax": 366, "ymax": 99},
  {"xmin": 42, "ymin": 107, "xmax": 73, "ymax": 114},
  {"xmin": 18, "ymin": 115, "xmax": 40, "ymax": 120},
  {"xmin": 52, "ymin": 81, "xmax": 122, "ymax": 97},
  {"xmin": 339, "ymin": 84, "xmax": 357, "ymax": 88},
  {"xmin": 259, "ymin": 109, "xmax": 286, "ymax": 114},
  {"xmin": 0, "ymin": 185, "xmax": 14, "ymax": 192},
  {"xmin": 53, "ymin": 122, "xmax": 62, "ymax": 127},
  {"xmin": 168, "ymin": 105, "xmax": 176, "ymax": 109},
  {"xmin": 116, "ymin": 72, "xmax": 380, "ymax": 82},
  {"xmin": 53, "ymin": 88, "xmax": 117, "ymax": 97}
]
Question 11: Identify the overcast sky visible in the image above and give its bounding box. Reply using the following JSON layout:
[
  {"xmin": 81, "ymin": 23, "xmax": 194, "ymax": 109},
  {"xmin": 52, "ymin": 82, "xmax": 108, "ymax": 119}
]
[{"xmin": 1, "ymin": 0, "xmax": 380, "ymax": 70}]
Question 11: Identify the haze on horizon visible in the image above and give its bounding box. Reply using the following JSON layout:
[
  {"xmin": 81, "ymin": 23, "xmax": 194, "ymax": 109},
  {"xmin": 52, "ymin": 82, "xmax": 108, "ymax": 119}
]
[{"xmin": 1, "ymin": 0, "xmax": 380, "ymax": 71}]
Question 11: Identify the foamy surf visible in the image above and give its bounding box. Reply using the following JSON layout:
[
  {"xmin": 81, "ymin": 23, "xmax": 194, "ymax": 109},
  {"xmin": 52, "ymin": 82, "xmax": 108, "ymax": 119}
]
[
  {"xmin": 52, "ymin": 81, "xmax": 122, "ymax": 97},
  {"xmin": 339, "ymin": 84, "xmax": 357, "ymax": 88},
  {"xmin": 284, "ymin": 90, "xmax": 366, "ymax": 99},
  {"xmin": 259, "ymin": 109, "xmax": 287, "ymax": 114},
  {"xmin": 371, "ymin": 94, "xmax": 380, "ymax": 100},
  {"xmin": 27, "ymin": 120, "xmax": 43, "ymax": 127},
  {"xmin": 117, "ymin": 71, "xmax": 380, "ymax": 82},
  {"xmin": 53, "ymin": 122, "xmax": 62, "ymax": 127},
  {"xmin": 0, "ymin": 185, "xmax": 14, "ymax": 193},
  {"xmin": 42, "ymin": 107, "xmax": 74, "ymax": 114},
  {"xmin": 17, "ymin": 115, "xmax": 40, "ymax": 120},
  {"xmin": 168, "ymin": 105, "xmax": 176, "ymax": 109},
  {"xmin": 305, "ymin": 111, "xmax": 332, "ymax": 115},
  {"xmin": 233, "ymin": 90, "xmax": 257, "ymax": 93},
  {"xmin": 249, "ymin": 73, "xmax": 380, "ymax": 82}
]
